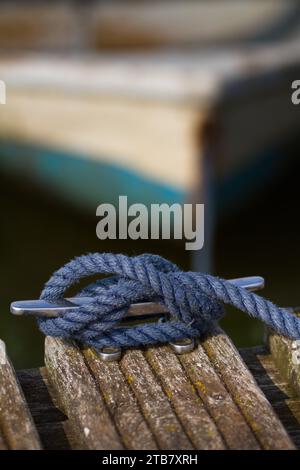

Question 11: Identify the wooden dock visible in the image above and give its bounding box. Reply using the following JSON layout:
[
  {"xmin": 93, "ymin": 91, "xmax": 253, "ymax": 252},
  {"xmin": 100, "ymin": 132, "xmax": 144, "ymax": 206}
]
[{"xmin": 1, "ymin": 325, "xmax": 300, "ymax": 450}]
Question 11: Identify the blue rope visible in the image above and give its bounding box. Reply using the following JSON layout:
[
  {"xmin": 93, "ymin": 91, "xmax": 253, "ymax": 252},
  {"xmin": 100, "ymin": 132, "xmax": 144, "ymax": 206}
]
[{"xmin": 37, "ymin": 252, "xmax": 300, "ymax": 349}]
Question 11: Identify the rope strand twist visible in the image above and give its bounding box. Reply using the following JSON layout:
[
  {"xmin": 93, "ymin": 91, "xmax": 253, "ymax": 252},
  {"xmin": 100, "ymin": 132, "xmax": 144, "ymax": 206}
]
[{"xmin": 38, "ymin": 252, "xmax": 300, "ymax": 349}]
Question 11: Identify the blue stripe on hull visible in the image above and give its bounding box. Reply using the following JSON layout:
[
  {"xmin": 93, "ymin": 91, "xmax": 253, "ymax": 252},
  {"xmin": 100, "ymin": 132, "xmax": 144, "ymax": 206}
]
[
  {"xmin": 0, "ymin": 140, "xmax": 284, "ymax": 213},
  {"xmin": 0, "ymin": 141, "xmax": 186, "ymax": 208}
]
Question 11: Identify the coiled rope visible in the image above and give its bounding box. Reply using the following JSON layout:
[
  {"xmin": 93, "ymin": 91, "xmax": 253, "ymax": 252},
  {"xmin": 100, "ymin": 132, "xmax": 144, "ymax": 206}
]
[{"xmin": 38, "ymin": 252, "xmax": 300, "ymax": 349}]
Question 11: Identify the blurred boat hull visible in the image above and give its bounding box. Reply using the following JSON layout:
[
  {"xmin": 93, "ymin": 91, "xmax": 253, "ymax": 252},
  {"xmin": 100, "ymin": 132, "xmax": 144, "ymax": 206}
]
[
  {"xmin": 0, "ymin": 48, "xmax": 299, "ymax": 213},
  {"xmin": 0, "ymin": 139, "xmax": 291, "ymax": 215}
]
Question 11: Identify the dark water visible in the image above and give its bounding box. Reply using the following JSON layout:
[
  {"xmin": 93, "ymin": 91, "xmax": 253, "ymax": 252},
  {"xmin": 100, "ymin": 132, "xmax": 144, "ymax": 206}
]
[{"xmin": 1, "ymin": 150, "xmax": 300, "ymax": 369}]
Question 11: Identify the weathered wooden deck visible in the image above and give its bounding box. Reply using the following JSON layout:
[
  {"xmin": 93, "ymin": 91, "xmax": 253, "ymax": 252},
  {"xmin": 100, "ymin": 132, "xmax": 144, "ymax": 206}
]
[{"xmin": 0, "ymin": 327, "xmax": 299, "ymax": 450}]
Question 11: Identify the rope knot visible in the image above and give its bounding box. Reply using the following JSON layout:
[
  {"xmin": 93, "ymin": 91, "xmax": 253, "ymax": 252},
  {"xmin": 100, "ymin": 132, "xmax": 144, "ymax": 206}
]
[{"xmin": 37, "ymin": 252, "xmax": 300, "ymax": 349}]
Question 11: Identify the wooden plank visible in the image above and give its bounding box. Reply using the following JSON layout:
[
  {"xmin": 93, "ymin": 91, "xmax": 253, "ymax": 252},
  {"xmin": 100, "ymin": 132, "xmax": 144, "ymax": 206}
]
[
  {"xmin": 240, "ymin": 347, "xmax": 297, "ymax": 400},
  {"xmin": 268, "ymin": 326, "xmax": 300, "ymax": 397},
  {"xmin": 179, "ymin": 343, "xmax": 260, "ymax": 449},
  {"xmin": 83, "ymin": 347, "xmax": 157, "ymax": 450},
  {"xmin": 120, "ymin": 349, "xmax": 193, "ymax": 449},
  {"xmin": 241, "ymin": 347, "xmax": 300, "ymax": 449},
  {"xmin": 144, "ymin": 345, "xmax": 225, "ymax": 449},
  {"xmin": 203, "ymin": 328, "xmax": 295, "ymax": 450},
  {"xmin": 4, "ymin": 342, "xmax": 299, "ymax": 450},
  {"xmin": 33, "ymin": 422, "xmax": 70, "ymax": 451},
  {"xmin": 17, "ymin": 367, "xmax": 88, "ymax": 449},
  {"xmin": 257, "ymin": 353, "xmax": 300, "ymax": 449},
  {"xmin": 0, "ymin": 339, "xmax": 42, "ymax": 449},
  {"xmin": 16, "ymin": 368, "xmax": 67, "ymax": 425},
  {"xmin": 44, "ymin": 337, "xmax": 123, "ymax": 450},
  {"xmin": 16, "ymin": 368, "xmax": 74, "ymax": 450}
]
